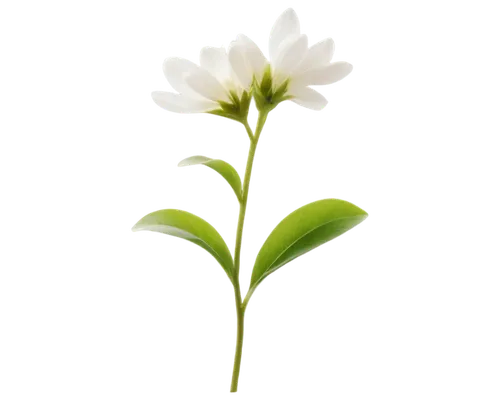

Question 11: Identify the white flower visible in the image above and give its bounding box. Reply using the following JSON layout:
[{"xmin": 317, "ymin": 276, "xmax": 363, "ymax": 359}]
[
  {"xmin": 232, "ymin": 8, "xmax": 353, "ymax": 111},
  {"xmin": 152, "ymin": 46, "xmax": 252, "ymax": 119}
]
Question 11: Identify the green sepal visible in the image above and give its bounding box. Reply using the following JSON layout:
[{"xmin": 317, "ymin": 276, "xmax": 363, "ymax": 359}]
[
  {"xmin": 208, "ymin": 109, "xmax": 242, "ymax": 122},
  {"xmin": 239, "ymin": 90, "xmax": 251, "ymax": 117},
  {"xmin": 273, "ymin": 80, "xmax": 289, "ymax": 100},
  {"xmin": 253, "ymin": 78, "xmax": 271, "ymax": 111},
  {"xmin": 259, "ymin": 65, "xmax": 273, "ymax": 98},
  {"xmin": 228, "ymin": 90, "xmax": 241, "ymax": 105},
  {"xmin": 220, "ymin": 101, "xmax": 239, "ymax": 115},
  {"xmin": 207, "ymin": 91, "xmax": 251, "ymax": 123},
  {"xmin": 253, "ymin": 89, "xmax": 268, "ymax": 113},
  {"xmin": 254, "ymin": 65, "xmax": 289, "ymax": 113}
]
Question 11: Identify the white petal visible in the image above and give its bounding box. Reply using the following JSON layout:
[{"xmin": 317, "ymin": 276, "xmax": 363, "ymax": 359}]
[
  {"xmin": 274, "ymin": 34, "xmax": 308, "ymax": 75},
  {"xmin": 229, "ymin": 32, "xmax": 267, "ymax": 86},
  {"xmin": 288, "ymin": 86, "xmax": 328, "ymax": 110},
  {"xmin": 199, "ymin": 47, "xmax": 231, "ymax": 83},
  {"xmin": 294, "ymin": 61, "xmax": 353, "ymax": 86},
  {"xmin": 228, "ymin": 43, "xmax": 252, "ymax": 90},
  {"xmin": 161, "ymin": 56, "xmax": 198, "ymax": 94},
  {"xmin": 185, "ymin": 69, "xmax": 231, "ymax": 102},
  {"xmin": 151, "ymin": 91, "xmax": 219, "ymax": 113},
  {"xmin": 294, "ymin": 38, "xmax": 335, "ymax": 74},
  {"xmin": 201, "ymin": 43, "xmax": 247, "ymax": 94},
  {"xmin": 234, "ymin": 32, "xmax": 253, "ymax": 43},
  {"xmin": 227, "ymin": 79, "xmax": 243, "ymax": 97},
  {"xmin": 269, "ymin": 8, "xmax": 300, "ymax": 64},
  {"xmin": 236, "ymin": 34, "xmax": 268, "ymax": 82},
  {"xmin": 161, "ymin": 56, "xmax": 213, "ymax": 100}
]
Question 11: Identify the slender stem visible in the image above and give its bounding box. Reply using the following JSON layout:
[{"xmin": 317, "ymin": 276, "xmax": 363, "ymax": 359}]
[
  {"xmin": 234, "ymin": 112, "xmax": 268, "ymax": 281},
  {"xmin": 230, "ymin": 285, "xmax": 245, "ymax": 392},
  {"xmin": 229, "ymin": 122, "xmax": 257, "ymax": 394},
  {"xmin": 243, "ymin": 106, "xmax": 274, "ymax": 306},
  {"xmin": 230, "ymin": 112, "xmax": 268, "ymax": 392},
  {"xmin": 253, "ymin": 112, "xmax": 268, "ymax": 143}
]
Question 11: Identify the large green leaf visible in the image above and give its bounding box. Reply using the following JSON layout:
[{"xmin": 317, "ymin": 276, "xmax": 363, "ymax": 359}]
[
  {"xmin": 178, "ymin": 156, "xmax": 242, "ymax": 201},
  {"xmin": 250, "ymin": 199, "xmax": 368, "ymax": 290},
  {"xmin": 132, "ymin": 209, "xmax": 234, "ymax": 282}
]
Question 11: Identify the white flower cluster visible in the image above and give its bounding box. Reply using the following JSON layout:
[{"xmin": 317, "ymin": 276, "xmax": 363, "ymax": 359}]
[{"xmin": 152, "ymin": 9, "xmax": 352, "ymax": 118}]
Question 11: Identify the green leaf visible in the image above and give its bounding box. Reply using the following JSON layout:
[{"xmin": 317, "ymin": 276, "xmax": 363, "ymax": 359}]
[
  {"xmin": 250, "ymin": 199, "xmax": 368, "ymax": 290},
  {"xmin": 178, "ymin": 156, "xmax": 242, "ymax": 201},
  {"xmin": 132, "ymin": 209, "xmax": 234, "ymax": 282}
]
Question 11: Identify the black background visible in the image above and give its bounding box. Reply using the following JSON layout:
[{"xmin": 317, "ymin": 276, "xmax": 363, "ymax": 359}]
[{"xmin": 113, "ymin": 1, "xmax": 396, "ymax": 399}]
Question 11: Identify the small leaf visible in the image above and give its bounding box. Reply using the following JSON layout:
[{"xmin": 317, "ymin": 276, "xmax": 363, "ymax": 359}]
[
  {"xmin": 250, "ymin": 199, "xmax": 368, "ymax": 290},
  {"xmin": 179, "ymin": 156, "xmax": 242, "ymax": 201},
  {"xmin": 132, "ymin": 209, "xmax": 234, "ymax": 282}
]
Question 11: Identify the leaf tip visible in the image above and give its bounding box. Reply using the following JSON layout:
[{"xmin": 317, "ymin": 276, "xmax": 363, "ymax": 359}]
[{"xmin": 128, "ymin": 224, "xmax": 137, "ymax": 233}]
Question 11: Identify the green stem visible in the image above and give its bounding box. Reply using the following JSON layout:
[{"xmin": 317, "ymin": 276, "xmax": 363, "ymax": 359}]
[
  {"xmin": 243, "ymin": 105, "xmax": 276, "ymax": 306},
  {"xmin": 229, "ymin": 138, "xmax": 255, "ymax": 393},
  {"xmin": 253, "ymin": 112, "xmax": 268, "ymax": 143},
  {"xmin": 230, "ymin": 112, "xmax": 268, "ymax": 393},
  {"xmin": 230, "ymin": 285, "xmax": 245, "ymax": 393}
]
